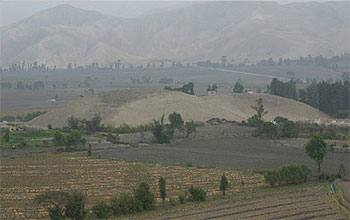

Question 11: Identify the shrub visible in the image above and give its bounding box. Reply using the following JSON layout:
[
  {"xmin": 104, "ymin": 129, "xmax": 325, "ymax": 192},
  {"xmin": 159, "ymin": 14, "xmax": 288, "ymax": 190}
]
[
  {"xmin": 110, "ymin": 194, "xmax": 142, "ymax": 216},
  {"xmin": 3, "ymin": 129, "xmax": 10, "ymax": 142},
  {"xmin": 36, "ymin": 191, "xmax": 86, "ymax": 220},
  {"xmin": 264, "ymin": 170, "xmax": 281, "ymax": 187},
  {"xmin": 134, "ymin": 182, "xmax": 155, "ymax": 211},
  {"xmin": 65, "ymin": 191, "xmax": 87, "ymax": 220},
  {"xmin": 169, "ymin": 197, "xmax": 176, "ymax": 206},
  {"xmin": 178, "ymin": 194, "xmax": 186, "ymax": 204},
  {"xmin": 66, "ymin": 130, "xmax": 86, "ymax": 146},
  {"xmin": 92, "ymin": 201, "xmax": 110, "ymax": 219},
  {"xmin": 247, "ymin": 115, "xmax": 264, "ymax": 127},
  {"xmin": 337, "ymin": 164, "xmax": 346, "ymax": 179},
  {"xmin": 342, "ymin": 143, "xmax": 349, "ymax": 149},
  {"xmin": 47, "ymin": 124, "xmax": 53, "ymax": 130},
  {"xmin": 256, "ymin": 122, "xmax": 278, "ymax": 138},
  {"xmin": 53, "ymin": 132, "xmax": 66, "ymax": 146},
  {"xmin": 265, "ymin": 165, "xmax": 312, "ymax": 187},
  {"xmin": 188, "ymin": 186, "xmax": 206, "ymax": 202}
]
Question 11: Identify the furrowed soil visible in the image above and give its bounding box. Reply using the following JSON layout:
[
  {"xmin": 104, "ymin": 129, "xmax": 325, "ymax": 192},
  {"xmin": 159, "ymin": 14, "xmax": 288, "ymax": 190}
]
[
  {"xmin": 0, "ymin": 154, "xmax": 264, "ymax": 219},
  {"xmin": 140, "ymin": 183, "xmax": 347, "ymax": 220},
  {"xmin": 91, "ymin": 124, "xmax": 349, "ymax": 177}
]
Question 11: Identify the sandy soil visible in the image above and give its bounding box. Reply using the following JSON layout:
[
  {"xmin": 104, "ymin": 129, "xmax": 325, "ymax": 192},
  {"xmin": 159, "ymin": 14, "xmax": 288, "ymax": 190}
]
[{"xmin": 28, "ymin": 89, "xmax": 330, "ymax": 128}]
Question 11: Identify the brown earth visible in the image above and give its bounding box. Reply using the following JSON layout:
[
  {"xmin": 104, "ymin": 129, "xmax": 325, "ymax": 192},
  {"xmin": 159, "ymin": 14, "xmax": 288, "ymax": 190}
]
[
  {"xmin": 0, "ymin": 154, "xmax": 264, "ymax": 219},
  {"xmin": 141, "ymin": 184, "xmax": 347, "ymax": 220},
  {"xmin": 28, "ymin": 89, "xmax": 330, "ymax": 128}
]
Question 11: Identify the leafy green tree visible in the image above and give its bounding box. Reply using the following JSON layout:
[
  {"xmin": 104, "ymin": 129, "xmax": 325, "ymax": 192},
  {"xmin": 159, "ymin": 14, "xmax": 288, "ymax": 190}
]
[
  {"xmin": 134, "ymin": 182, "xmax": 155, "ymax": 211},
  {"xmin": 151, "ymin": 115, "xmax": 174, "ymax": 143},
  {"xmin": 251, "ymin": 98, "xmax": 267, "ymax": 120},
  {"xmin": 219, "ymin": 175, "xmax": 229, "ymax": 195},
  {"xmin": 168, "ymin": 112, "xmax": 184, "ymax": 131},
  {"xmin": 3, "ymin": 129, "xmax": 10, "ymax": 142},
  {"xmin": 47, "ymin": 124, "xmax": 53, "ymax": 130},
  {"xmin": 110, "ymin": 194, "xmax": 142, "ymax": 215},
  {"xmin": 159, "ymin": 176, "xmax": 166, "ymax": 201},
  {"xmin": 233, "ymin": 82, "xmax": 244, "ymax": 93},
  {"xmin": 305, "ymin": 135, "xmax": 327, "ymax": 174}
]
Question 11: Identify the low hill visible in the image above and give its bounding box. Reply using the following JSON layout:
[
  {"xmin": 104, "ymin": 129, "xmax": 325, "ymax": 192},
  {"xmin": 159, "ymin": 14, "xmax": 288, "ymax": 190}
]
[{"xmin": 29, "ymin": 89, "xmax": 330, "ymax": 128}]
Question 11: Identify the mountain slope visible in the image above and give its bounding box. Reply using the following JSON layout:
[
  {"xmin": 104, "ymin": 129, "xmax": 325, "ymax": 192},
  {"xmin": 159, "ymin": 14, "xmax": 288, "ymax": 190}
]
[{"xmin": 1, "ymin": 2, "xmax": 349, "ymax": 67}]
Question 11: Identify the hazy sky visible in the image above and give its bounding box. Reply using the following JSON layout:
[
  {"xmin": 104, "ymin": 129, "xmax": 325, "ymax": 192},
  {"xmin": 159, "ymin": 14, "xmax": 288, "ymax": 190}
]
[{"xmin": 0, "ymin": 0, "xmax": 344, "ymax": 27}]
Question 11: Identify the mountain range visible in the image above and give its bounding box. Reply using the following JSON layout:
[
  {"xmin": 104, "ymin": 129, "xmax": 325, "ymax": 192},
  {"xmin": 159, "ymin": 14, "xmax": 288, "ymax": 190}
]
[{"xmin": 1, "ymin": 2, "xmax": 349, "ymax": 67}]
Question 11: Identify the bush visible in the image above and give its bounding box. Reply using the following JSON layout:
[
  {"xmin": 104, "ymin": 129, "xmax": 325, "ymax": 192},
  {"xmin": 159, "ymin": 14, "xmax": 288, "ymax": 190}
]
[
  {"xmin": 178, "ymin": 194, "xmax": 186, "ymax": 204},
  {"xmin": 264, "ymin": 170, "xmax": 281, "ymax": 187},
  {"xmin": 256, "ymin": 122, "xmax": 278, "ymax": 138},
  {"xmin": 53, "ymin": 132, "xmax": 66, "ymax": 146},
  {"xmin": 65, "ymin": 191, "xmax": 87, "ymax": 220},
  {"xmin": 188, "ymin": 186, "xmax": 206, "ymax": 202},
  {"xmin": 110, "ymin": 194, "xmax": 142, "ymax": 216},
  {"xmin": 264, "ymin": 164, "xmax": 312, "ymax": 187},
  {"xmin": 134, "ymin": 182, "xmax": 155, "ymax": 211},
  {"xmin": 36, "ymin": 191, "xmax": 86, "ymax": 220},
  {"xmin": 343, "ymin": 143, "xmax": 349, "ymax": 148},
  {"xmin": 92, "ymin": 201, "xmax": 110, "ymax": 219},
  {"xmin": 66, "ymin": 130, "xmax": 86, "ymax": 146},
  {"xmin": 106, "ymin": 133, "xmax": 119, "ymax": 144},
  {"xmin": 247, "ymin": 115, "xmax": 264, "ymax": 127}
]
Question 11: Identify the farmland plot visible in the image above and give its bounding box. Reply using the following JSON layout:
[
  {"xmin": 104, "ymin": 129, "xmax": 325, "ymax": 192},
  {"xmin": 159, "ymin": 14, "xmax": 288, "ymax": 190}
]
[
  {"xmin": 0, "ymin": 154, "xmax": 264, "ymax": 219},
  {"xmin": 144, "ymin": 185, "xmax": 347, "ymax": 220}
]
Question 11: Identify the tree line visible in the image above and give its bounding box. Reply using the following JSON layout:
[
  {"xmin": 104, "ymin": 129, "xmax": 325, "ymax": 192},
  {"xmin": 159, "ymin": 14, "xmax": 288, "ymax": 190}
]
[{"xmin": 268, "ymin": 73, "xmax": 350, "ymax": 118}]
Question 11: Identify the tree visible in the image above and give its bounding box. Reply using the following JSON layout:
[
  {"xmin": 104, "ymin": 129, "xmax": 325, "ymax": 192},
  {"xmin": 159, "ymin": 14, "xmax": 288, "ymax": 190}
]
[
  {"xmin": 233, "ymin": 82, "xmax": 244, "ymax": 93},
  {"xmin": 184, "ymin": 121, "xmax": 197, "ymax": 138},
  {"xmin": 3, "ymin": 129, "xmax": 10, "ymax": 142},
  {"xmin": 92, "ymin": 201, "xmax": 110, "ymax": 219},
  {"xmin": 35, "ymin": 191, "xmax": 86, "ymax": 220},
  {"xmin": 134, "ymin": 182, "xmax": 155, "ymax": 211},
  {"xmin": 65, "ymin": 191, "xmax": 86, "ymax": 220},
  {"xmin": 158, "ymin": 177, "xmax": 166, "ymax": 201},
  {"xmin": 168, "ymin": 112, "xmax": 184, "ymax": 131},
  {"xmin": 53, "ymin": 132, "xmax": 66, "ymax": 146},
  {"xmin": 305, "ymin": 135, "xmax": 327, "ymax": 174},
  {"xmin": 67, "ymin": 117, "xmax": 79, "ymax": 130},
  {"xmin": 219, "ymin": 175, "xmax": 229, "ymax": 195},
  {"xmin": 151, "ymin": 115, "xmax": 174, "ymax": 143},
  {"xmin": 66, "ymin": 130, "xmax": 86, "ymax": 146},
  {"xmin": 251, "ymin": 98, "xmax": 267, "ymax": 120},
  {"xmin": 85, "ymin": 114, "xmax": 101, "ymax": 134}
]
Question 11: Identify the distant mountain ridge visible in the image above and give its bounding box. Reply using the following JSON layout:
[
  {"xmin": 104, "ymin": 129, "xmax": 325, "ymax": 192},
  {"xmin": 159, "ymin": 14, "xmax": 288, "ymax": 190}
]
[{"xmin": 1, "ymin": 2, "xmax": 349, "ymax": 67}]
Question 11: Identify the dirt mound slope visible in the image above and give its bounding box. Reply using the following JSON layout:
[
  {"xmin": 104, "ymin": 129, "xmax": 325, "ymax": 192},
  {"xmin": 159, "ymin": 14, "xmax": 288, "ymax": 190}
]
[{"xmin": 29, "ymin": 89, "xmax": 330, "ymax": 128}]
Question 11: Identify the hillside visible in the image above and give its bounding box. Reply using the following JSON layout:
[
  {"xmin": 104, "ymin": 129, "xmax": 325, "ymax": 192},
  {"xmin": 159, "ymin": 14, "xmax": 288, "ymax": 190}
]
[
  {"xmin": 28, "ymin": 89, "xmax": 330, "ymax": 128},
  {"xmin": 1, "ymin": 2, "xmax": 349, "ymax": 67}
]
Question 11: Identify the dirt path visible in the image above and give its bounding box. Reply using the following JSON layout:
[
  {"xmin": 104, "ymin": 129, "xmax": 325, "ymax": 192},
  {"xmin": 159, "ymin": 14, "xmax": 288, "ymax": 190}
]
[{"xmin": 206, "ymin": 67, "xmax": 289, "ymax": 81}]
